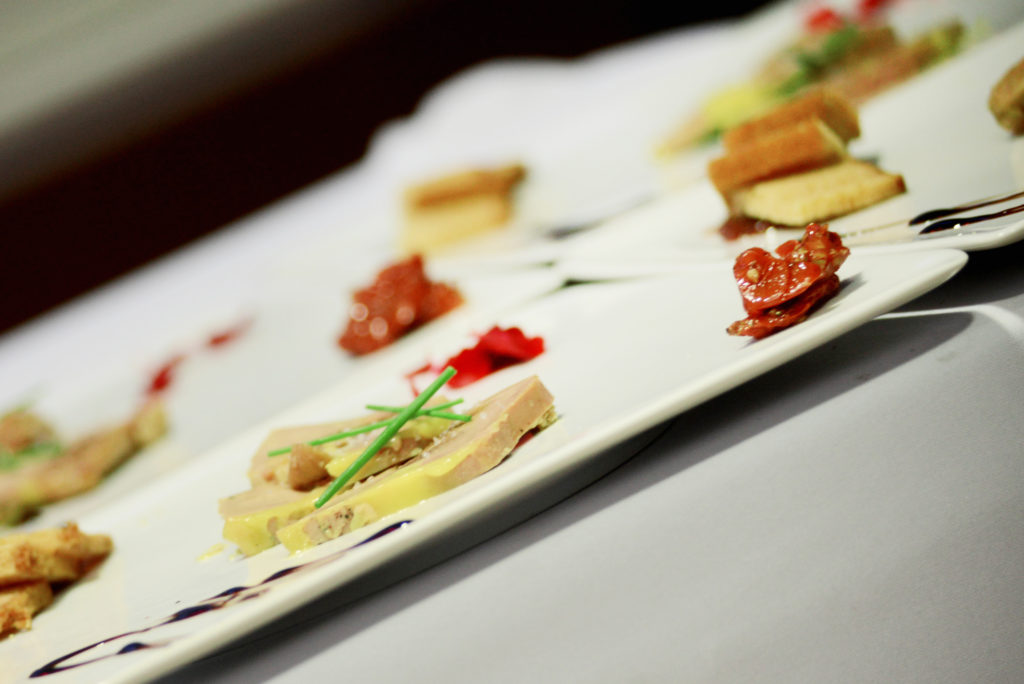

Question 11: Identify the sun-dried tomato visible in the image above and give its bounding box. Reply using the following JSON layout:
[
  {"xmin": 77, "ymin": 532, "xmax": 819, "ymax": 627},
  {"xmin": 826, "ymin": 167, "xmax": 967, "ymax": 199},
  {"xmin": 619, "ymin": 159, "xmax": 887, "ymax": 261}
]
[
  {"xmin": 734, "ymin": 248, "xmax": 823, "ymax": 315},
  {"xmin": 727, "ymin": 274, "xmax": 840, "ymax": 339},
  {"xmin": 728, "ymin": 224, "xmax": 848, "ymax": 338},
  {"xmin": 338, "ymin": 255, "xmax": 463, "ymax": 355}
]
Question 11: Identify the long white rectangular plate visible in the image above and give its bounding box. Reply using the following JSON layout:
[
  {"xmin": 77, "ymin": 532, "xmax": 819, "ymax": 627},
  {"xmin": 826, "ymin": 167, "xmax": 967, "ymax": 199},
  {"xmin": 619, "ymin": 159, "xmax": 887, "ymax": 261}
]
[
  {"xmin": 548, "ymin": 17, "xmax": 1024, "ymax": 279},
  {"xmin": 1, "ymin": 246, "xmax": 966, "ymax": 682}
]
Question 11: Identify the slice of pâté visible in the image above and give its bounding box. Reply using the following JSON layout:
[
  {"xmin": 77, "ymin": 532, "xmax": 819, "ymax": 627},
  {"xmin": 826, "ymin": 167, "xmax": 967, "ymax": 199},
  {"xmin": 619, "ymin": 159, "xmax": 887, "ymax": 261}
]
[
  {"xmin": 222, "ymin": 406, "xmax": 455, "ymax": 556},
  {"xmin": 277, "ymin": 376, "xmax": 556, "ymax": 552}
]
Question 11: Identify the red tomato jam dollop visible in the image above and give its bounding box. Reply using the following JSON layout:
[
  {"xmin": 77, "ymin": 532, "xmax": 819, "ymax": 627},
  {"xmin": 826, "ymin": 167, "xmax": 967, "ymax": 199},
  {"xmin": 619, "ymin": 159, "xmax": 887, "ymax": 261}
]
[
  {"xmin": 727, "ymin": 223, "xmax": 849, "ymax": 339},
  {"xmin": 338, "ymin": 255, "xmax": 463, "ymax": 355}
]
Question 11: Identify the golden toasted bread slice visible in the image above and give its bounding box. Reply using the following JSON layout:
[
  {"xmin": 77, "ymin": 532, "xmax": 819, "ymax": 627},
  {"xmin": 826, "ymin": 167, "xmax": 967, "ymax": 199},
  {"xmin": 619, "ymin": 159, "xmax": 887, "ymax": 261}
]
[
  {"xmin": 0, "ymin": 580, "xmax": 53, "ymax": 637},
  {"xmin": 990, "ymin": 56, "xmax": 1024, "ymax": 135},
  {"xmin": 0, "ymin": 523, "xmax": 113, "ymax": 585},
  {"xmin": 401, "ymin": 164, "xmax": 526, "ymax": 254},
  {"xmin": 722, "ymin": 88, "xmax": 860, "ymax": 152},
  {"xmin": 732, "ymin": 159, "xmax": 906, "ymax": 225},
  {"xmin": 405, "ymin": 165, "xmax": 525, "ymax": 208},
  {"xmin": 709, "ymin": 118, "xmax": 847, "ymax": 200}
]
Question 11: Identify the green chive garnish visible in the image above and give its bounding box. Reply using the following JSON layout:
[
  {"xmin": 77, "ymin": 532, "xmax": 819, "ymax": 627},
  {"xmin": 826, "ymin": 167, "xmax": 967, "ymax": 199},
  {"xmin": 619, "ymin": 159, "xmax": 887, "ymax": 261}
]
[
  {"xmin": 314, "ymin": 366, "xmax": 458, "ymax": 509},
  {"xmin": 268, "ymin": 418, "xmax": 401, "ymax": 457},
  {"xmin": 365, "ymin": 398, "xmax": 464, "ymax": 413},
  {"xmin": 0, "ymin": 442, "xmax": 63, "ymax": 470},
  {"xmin": 416, "ymin": 411, "xmax": 471, "ymax": 422},
  {"xmin": 267, "ymin": 399, "xmax": 469, "ymax": 458}
]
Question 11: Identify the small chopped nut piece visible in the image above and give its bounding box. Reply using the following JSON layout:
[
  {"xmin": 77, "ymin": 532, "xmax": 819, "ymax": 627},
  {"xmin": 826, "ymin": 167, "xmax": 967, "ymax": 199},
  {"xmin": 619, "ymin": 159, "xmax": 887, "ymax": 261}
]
[{"xmin": 287, "ymin": 444, "xmax": 330, "ymax": 491}]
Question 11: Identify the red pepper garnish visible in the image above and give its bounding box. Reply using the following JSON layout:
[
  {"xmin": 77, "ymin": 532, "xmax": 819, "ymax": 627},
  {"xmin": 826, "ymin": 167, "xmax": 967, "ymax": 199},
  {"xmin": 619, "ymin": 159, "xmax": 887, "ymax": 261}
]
[{"xmin": 728, "ymin": 224, "xmax": 849, "ymax": 339}]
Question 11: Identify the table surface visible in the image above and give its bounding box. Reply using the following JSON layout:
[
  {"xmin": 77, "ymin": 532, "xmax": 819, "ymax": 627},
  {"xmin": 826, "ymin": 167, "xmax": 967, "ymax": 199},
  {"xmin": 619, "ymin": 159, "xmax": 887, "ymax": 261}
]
[{"xmin": 2, "ymin": 1, "xmax": 1023, "ymax": 682}]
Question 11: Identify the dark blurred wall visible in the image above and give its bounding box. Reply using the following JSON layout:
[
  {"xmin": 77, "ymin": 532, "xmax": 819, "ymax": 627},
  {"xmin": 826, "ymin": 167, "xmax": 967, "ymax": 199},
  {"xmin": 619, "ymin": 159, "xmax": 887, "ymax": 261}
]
[{"xmin": 0, "ymin": 0, "xmax": 771, "ymax": 335}]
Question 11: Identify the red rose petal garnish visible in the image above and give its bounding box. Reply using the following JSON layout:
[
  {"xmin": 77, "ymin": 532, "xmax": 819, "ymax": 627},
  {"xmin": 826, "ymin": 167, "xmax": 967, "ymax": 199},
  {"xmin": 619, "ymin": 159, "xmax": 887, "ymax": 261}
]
[
  {"xmin": 476, "ymin": 326, "xmax": 545, "ymax": 360},
  {"xmin": 805, "ymin": 6, "xmax": 846, "ymax": 33},
  {"xmin": 856, "ymin": 0, "xmax": 894, "ymax": 22},
  {"xmin": 207, "ymin": 319, "xmax": 252, "ymax": 348},
  {"xmin": 147, "ymin": 355, "xmax": 186, "ymax": 396},
  {"xmin": 144, "ymin": 317, "xmax": 254, "ymax": 397},
  {"xmin": 406, "ymin": 326, "xmax": 545, "ymax": 393},
  {"xmin": 446, "ymin": 346, "xmax": 495, "ymax": 389}
]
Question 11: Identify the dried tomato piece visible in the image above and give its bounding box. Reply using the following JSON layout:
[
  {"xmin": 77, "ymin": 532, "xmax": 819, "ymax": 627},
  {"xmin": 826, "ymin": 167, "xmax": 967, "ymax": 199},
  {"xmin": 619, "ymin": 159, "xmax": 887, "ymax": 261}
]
[
  {"xmin": 728, "ymin": 224, "xmax": 848, "ymax": 338},
  {"xmin": 418, "ymin": 282, "xmax": 464, "ymax": 324},
  {"xmin": 734, "ymin": 248, "xmax": 823, "ymax": 315},
  {"xmin": 338, "ymin": 255, "xmax": 463, "ymax": 355},
  {"xmin": 728, "ymin": 274, "xmax": 840, "ymax": 339},
  {"xmin": 775, "ymin": 222, "xmax": 849, "ymax": 277}
]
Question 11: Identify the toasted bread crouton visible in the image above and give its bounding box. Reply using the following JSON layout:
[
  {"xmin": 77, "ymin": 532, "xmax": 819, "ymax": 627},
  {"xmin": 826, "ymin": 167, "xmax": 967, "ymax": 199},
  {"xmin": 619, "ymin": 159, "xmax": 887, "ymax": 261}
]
[
  {"xmin": 990, "ymin": 56, "xmax": 1024, "ymax": 135},
  {"xmin": 709, "ymin": 118, "xmax": 847, "ymax": 199},
  {"xmin": 0, "ymin": 523, "xmax": 112, "ymax": 585},
  {"xmin": 731, "ymin": 160, "xmax": 906, "ymax": 225},
  {"xmin": 722, "ymin": 88, "xmax": 860, "ymax": 152},
  {"xmin": 0, "ymin": 580, "xmax": 53, "ymax": 637}
]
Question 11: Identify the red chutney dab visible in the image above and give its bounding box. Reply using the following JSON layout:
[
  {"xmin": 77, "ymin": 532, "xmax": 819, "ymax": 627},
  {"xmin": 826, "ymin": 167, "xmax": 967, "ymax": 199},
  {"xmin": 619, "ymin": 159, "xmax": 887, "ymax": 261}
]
[
  {"xmin": 338, "ymin": 255, "xmax": 463, "ymax": 355},
  {"xmin": 727, "ymin": 223, "xmax": 849, "ymax": 339}
]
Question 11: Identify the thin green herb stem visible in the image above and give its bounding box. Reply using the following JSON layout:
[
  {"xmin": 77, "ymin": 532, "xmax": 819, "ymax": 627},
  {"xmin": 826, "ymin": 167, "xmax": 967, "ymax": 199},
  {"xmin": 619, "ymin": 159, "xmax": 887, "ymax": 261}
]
[
  {"xmin": 365, "ymin": 398, "xmax": 463, "ymax": 413},
  {"xmin": 267, "ymin": 401, "xmax": 467, "ymax": 457},
  {"xmin": 420, "ymin": 411, "xmax": 471, "ymax": 422},
  {"xmin": 267, "ymin": 419, "xmax": 394, "ymax": 457},
  {"xmin": 0, "ymin": 442, "xmax": 63, "ymax": 470},
  {"xmin": 314, "ymin": 366, "xmax": 457, "ymax": 508}
]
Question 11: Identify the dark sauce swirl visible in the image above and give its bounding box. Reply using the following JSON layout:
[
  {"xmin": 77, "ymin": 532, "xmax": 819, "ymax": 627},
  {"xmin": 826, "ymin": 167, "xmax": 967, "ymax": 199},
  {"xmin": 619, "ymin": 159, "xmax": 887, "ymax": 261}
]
[{"xmin": 31, "ymin": 520, "xmax": 411, "ymax": 677}]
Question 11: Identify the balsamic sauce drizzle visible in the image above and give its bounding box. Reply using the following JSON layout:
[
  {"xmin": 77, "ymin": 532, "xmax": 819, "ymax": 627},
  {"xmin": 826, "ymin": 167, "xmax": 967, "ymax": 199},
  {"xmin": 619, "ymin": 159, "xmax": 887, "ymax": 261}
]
[
  {"xmin": 918, "ymin": 200, "xmax": 1024, "ymax": 234},
  {"xmin": 31, "ymin": 521, "xmax": 412, "ymax": 677}
]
